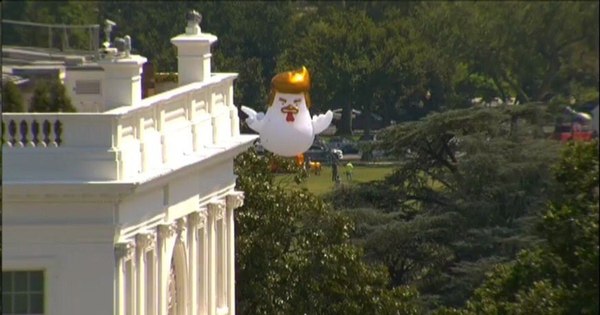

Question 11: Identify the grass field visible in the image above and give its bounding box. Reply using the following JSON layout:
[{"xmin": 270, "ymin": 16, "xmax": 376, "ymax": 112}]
[{"xmin": 275, "ymin": 164, "xmax": 395, "ymax": 196}]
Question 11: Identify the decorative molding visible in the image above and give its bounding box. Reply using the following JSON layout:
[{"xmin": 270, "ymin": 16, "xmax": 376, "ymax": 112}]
[
  {"xmin": 175, "ymin": 217, "xmax": 187, "ymax": 243},
  {"xmin": 226, "ymin": 191, "xmax": 244, "ymax": 210},
  {"xmin": 188, "ymin": 210, "xmax": 207, "ymax": 229},
  {"xmin": 115, "ymin": 242, "xmax": 135, "ymax": 261},
  {"xmin": 208, "ymin": 200, "xmax": 225, "ymax": 220},
  {"xmin": 135, "ymin": 232, "xmax": 155, "ymax": 252},
  {"xmin": 158, "ymin": 224, "xmax": 176, "ymax": 241}
]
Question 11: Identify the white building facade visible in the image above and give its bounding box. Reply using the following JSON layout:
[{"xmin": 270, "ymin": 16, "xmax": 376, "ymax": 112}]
[{"xmin": 2, "ymin": 13, "xmax": 256, "ymax": 315}]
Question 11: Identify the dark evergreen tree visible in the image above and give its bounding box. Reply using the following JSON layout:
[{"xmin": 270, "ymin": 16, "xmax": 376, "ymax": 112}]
[
  {"xmin": 436, "ymin": 140, "xmax": 599, "ymax": 315},
  {"xmin": 2, "ymin": 81, "xmax": 26, "ymax": 112},
  {"xmin": 330, "ymin": 105, "xmax": 562, "ymax": 310},
  {"xmin": 29, "ymin": 79, "xmax": 76, "ymax": 113}
]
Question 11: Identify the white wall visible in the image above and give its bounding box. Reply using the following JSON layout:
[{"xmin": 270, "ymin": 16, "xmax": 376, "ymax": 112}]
[
  {"xmin": 63, "ymin": 68, "xmax": 105, "ymax": 112},
  {"xmin": 3, "ymin": 224, "xmax": 116, "ymax": 315}
]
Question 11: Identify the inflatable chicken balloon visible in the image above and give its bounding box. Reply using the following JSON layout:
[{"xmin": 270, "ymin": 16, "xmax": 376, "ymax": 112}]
[{"xmin": 242, "ymin": 66, "xmax": 333, "ymax": 157}]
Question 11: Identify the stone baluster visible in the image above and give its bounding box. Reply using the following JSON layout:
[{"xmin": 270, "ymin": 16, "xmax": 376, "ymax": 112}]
[
  {"xmin": 17, "ymin": 120, "xmax": 28, "ymax": 147},
  {"xmin": 30, "ymin": 120, "xmax": 41, "ymax": 147}
]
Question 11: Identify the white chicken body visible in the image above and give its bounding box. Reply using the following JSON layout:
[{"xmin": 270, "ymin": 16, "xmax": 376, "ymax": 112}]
[
  {"xmin": 261, "ymin": 94, "xmax": 314, "ymax": 157},
  {"xmin": 242, "ymin": 92, "xmax": 332, "ymax": 157}
]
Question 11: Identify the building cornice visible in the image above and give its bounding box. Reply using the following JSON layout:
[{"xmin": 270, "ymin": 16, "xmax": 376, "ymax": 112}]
[
  {"xmin": 2, "ymin": 182, "xmax": 137, "ymax": 202},
  {"xmin": 2, "ymin": 134, "xmax": 257, "ymax": 202}
]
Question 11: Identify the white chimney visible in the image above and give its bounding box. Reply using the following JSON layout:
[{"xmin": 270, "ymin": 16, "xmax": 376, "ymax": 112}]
[{"xmin": 171, "ymin": 10, "xmax": 217, "ymax": 86}]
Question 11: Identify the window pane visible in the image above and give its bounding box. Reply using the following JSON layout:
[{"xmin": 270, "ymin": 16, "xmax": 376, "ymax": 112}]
[
  {"xmin": 13, "ymin": 272, "xmax": 28, "ymax": 291},
  {"xmin": 30, "ymin": 293, "xmax": 44, "ymax": 313},
  {"xmin": 29, "ymin": 272, "xmax": 44, "ymax": 292},
  {"xmin": 2, "ymin": 293, "xmax": 13, "ymax": 313},
  {"xmin": 2, "ymin": 272, "xmax": 13, "ymax": 292},
  {"xmin": 13, "ymin": 293, "xmax": 28, "ymax": 313}
]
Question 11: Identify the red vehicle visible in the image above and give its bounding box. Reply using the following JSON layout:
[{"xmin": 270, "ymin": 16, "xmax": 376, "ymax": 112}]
[{"xmin": 554, "ymin": 107, "xmax": 595, "ymax": 142}]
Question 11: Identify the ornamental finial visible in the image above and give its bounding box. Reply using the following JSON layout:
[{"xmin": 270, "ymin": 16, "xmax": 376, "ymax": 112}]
[{"xmin": 185, "ymin": 10, "xmax": 202, "ymax": 35}]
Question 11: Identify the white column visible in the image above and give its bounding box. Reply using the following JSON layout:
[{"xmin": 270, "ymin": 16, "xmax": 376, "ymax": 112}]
[
  {"xmin": 207, "ymin": 201, "xmax": 224, "ymax": 315},
  {"xmin": 187, "ymin": 213, "xmax": 200, "ymax": 315},
  {"xmin": 175, "ymin": 217, "xmax": 188, "ymax": 315},
  {"xmin": 146, "ymin": 249, "xmax": 157, "ymax": 315},
  {"xmin": 115, "ymin": 242, "xmax": 134, "ymax": 315},
  {"xmin": 226, "ymin": 192, "xmax": 244, "ymax": 315},
  {"xmin": 198, "ymin": 211, "xmax": 209, "ymax": 315},
  {"xmin": 135, "ymin": 233, "xmax": 154, "ymax": 315},
  {"xmin": 171, "ymin": 28, "xmax": 218, "ymax": 85},
  {"xmin": 128, "ymin": 255, "xmax": 137, "ymax": 315},
  {"xmin": 98, "ymin": 55, "xmax": 147, "ymax": 110},
  {"xmin": 218, "ymin": 214, "xmax": 227, "ymax": 309},
  {"xmin": 158, "ymin": 224, "xmax": 176, "ymax": 315}
]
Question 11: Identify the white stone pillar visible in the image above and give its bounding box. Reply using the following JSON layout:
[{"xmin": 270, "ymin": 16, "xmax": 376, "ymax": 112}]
[
  {"xmin": 199, "ymin": 211, "xmax": 209, "ymax": 315},
  {"xmin": 226, "ymin": 192, "xmax": 244, "ymax": 315},
  {"xmin": 171, "ymin": 26, "xmax": 217, "ymax": 86},
  {"xmin": 158, "ymin": 224, "xmax": 176, "ymax": 315},
  {"xmin": 175, "ymin": 218, "xmax": 188, "ymax": 315},
  {"xmin": 128, "ymin": 253, "xmax": 137, "ymax": 315},
  {"xmin": 135, "ymin": 233, "xmax": 154, "ymax": 315},
  {"xmin": 187, "ymin": 213, "xmax": 200, "ymax": 315},
  {"xmin": 146, "ymin": 249, "xmax": 157, "ymax": 315},
  {"xmin": 98, "ymin": 55, "xmax": 147, "ymax": 110},
  {"xmin": 207, "ymin": 201, "xmax": 224, "ymax": 315},
  {"xmin": 219, "ymin": 213, "xmax": 227, "ymax": 309},
  {"xmin": 115, "ymin": 242, "xmax": 134, "ymax": 315}
]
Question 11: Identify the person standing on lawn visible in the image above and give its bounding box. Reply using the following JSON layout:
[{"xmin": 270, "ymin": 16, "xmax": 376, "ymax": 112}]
[
  {"xmin": 331, "ymin": 151, "xmax": 340, "ymax": 184},
  {"xmin": 345, "ymin": 162, "xmax": 354, "ymax": 181}
]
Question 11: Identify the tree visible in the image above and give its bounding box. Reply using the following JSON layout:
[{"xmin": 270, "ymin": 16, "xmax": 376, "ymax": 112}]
[
  {"xmin": 412, "ymin": 2, "xmax": 599, "ymax": 104},
  {"xmin": 277, "ymin": 7, "xmax": 406, "ymax": 135},
  {"xmin": 234, "ymin": 149, "xmax": 423, "ymax": 315},
  {"xmin": 29, "ymin": 79, "xmax": 76, "ymax": 112},
  {"xmin": 438, "ymin": 140, "xmax": 599, "ymax": 315},
  {"xmin": 2, "ymin": 81, "xmax": 26, "ymax": 112},
  {"xmin": 2, "ymin": 1, "xmax": 100, "ymax": 51},
  {"xmin": 329, "ymin": 105, "xmax": 562, "ymax": 309}
]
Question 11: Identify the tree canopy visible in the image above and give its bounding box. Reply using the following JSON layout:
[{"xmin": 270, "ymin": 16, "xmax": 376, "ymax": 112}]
[
  {"xmin": 2, "ymin": 81, "xmax": 26, "ymax": 113},
  {"xmin": 234, "ymin": 150, "xmax": 423, "ymax": 314},
  {"xmin": 437, "ymin": 140, "xmax": 599, "ymax": 315},
  {"xmin": 4, "ymin": 1, "xmax": 596, "ymax": 130}
]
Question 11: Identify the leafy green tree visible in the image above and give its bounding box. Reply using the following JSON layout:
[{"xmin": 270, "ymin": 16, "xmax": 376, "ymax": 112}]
[
  {"xmin": 2, "ymin": 1, "xmax": 100, "ymax": 50},
  {"xmin": 438, "ymin": 140, "xmax": 599, "ymax": 315},
  {"xmin": 29, "ymin": 79, "xmax": 76, "ymax": 112},
  {"xmin": 330, "ymin": 105, "xmax": 561, "ymax": 309},
  {"xmin": 2, "ymin": 81, "xmax": 26, "ymax": 112},
  {"xmin": 277, "ymin": 7, "xmax": 401, "ymax": 134},
  {"xmin": 412, "ymin": 2, "xmax": 599, "ymax": 104},
  {"xmin": 234, "ymin": 149, "xmax": 423, "ymax": 315}
]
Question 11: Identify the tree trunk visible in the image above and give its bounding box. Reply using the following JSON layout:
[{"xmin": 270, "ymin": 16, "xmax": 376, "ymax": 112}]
[
  {"xmin": 363, "ymin": 105, "xmax": 372, "ymax": 137},
  {"xmin": 337, "ymin": 101, "xmax": 353, "ymax": 135}
]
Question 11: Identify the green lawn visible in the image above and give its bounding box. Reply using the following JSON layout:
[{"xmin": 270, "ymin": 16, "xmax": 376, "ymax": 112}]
[{"xmin": 275, "ymin": 164, "xmax": 395, "ymax": 196}]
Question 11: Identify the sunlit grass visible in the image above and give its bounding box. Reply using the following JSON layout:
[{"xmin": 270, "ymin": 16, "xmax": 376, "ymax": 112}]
[{"xmin": 275, "ymin": 165, "xmax": 395, "ymax": 196}]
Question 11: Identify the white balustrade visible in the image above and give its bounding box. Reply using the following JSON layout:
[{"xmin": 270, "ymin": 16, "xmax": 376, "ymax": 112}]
[{"xmin": 2, "ymin": 74, "xmax": 240, "ymax": 182}]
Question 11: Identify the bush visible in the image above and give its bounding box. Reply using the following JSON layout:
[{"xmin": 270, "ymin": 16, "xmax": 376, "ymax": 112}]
[
  {"xmin": 2, "ymin": 81, "xmax": 25, "ymax": 112},
  {"xmin": 29, "ymin": 79, "xmax": 76, "ymax": 112}
]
